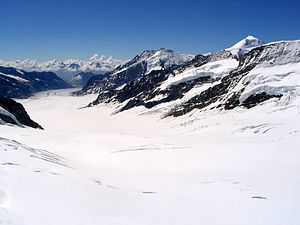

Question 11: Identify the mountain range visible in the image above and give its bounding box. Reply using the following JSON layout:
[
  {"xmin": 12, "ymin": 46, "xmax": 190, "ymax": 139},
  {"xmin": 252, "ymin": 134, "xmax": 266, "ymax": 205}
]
[
  {"xmin": 0, "ymin": 54, "xmax": 125, "ymax": 79},
  {"xmin": 0, "ymin": 66, "xmax": 71, "ymax": 98},
  {"xmin": 1, "ymin": 35, "xmax": 300, "ymax": 127},
  {"xmin": 1, "ymin": 35, "xmax": 300, "ymax": 225},
  {"xmin": 81, "ymin": 36, "xmax": 300, "ymax": 119}
]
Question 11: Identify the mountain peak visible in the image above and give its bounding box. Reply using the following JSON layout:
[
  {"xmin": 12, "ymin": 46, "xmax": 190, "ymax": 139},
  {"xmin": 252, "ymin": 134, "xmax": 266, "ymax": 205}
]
[
  {"xmin": 139, "ymin": 48, "xmax": 173, "ymax": 58},
  {"xmin": 226, "ymin": 35, "xmax": 262, "ymax": 58},
  {"xmin": 245, "ymin": 35, "xmax": 259, "ymax": 40},
  {"xmin": 89, "ymin": 54, "xmax": 108, "ymax": 62}
]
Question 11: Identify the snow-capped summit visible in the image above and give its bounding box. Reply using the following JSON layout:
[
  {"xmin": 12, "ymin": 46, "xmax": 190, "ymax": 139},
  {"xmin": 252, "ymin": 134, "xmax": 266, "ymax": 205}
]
[
  {"xmin": 133, "ymin": 48, "xmax": 194, "ymax": 75},
  {"xmin": 89, "ymin": 54, "xmax": 107, "ymax": 61},
  {"xmin": 226, "ymin": 35, "xmax": 263, "ymax": 58},
  {"xmin": 229, "ymin": 35, "xmax": 262, "ymax": 50}
]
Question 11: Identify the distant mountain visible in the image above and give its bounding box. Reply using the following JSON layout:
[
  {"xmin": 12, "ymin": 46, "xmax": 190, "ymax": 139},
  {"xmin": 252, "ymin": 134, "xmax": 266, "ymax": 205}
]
[
  {"xmin": 0, "ymin": 66, "xmax": 72, "ymax": 98},
  {"xmin": 0, "ymin": 54, "xmax": 126, "ymax": 79},
  {"xmin": 78, "ymin": 74, "xmax": 109, "ymax": 95},
  {"xmin": 87, "ymin": 36, "xmax": 300, "ymax": 118},
  {"xmin": 0, "ymin": 96, "xmax": 43, "ymax": 129},
  {"xmin": 69, "ymin": 72, "xmax": 106, "ymax": 87},
  {"xmin": 77, "ymin": 48, "xmax": 194, "ymax": 95}
]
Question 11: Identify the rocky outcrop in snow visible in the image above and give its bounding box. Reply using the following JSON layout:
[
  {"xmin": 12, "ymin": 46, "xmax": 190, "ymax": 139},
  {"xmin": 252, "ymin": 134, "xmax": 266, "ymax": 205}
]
[{"xmin": 0, "ymin": 96, "xmax": 43, "ymax": 129}]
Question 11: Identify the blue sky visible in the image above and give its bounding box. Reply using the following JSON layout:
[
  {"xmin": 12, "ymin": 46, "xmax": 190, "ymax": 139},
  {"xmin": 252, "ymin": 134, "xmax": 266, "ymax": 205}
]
[{"xmin": 0, "ymin": 0, "xmax": 299, "ymax": 60}]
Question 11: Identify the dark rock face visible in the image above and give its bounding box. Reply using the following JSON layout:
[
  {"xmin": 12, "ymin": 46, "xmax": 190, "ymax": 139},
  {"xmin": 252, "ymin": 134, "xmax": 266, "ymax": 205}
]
[
  {"xmin": 0, "ymin": 96, "xmax": 43, "ymax": 129},
  {"xmin": 79, "ymin": 74, "xmax": 108, "ymax": 94},
  {"xmin": 0, "ymin": 66, "xmax": 72, "ymax": 98},
  {"xmin": 89, "ymin": 68, "xmax": 169, "ymax": 106},
  {"xmin": 121, "ymin": 76, "xmax": 211, "ymax": 112},
  {"xmin": 79, "ymin": 61, "xmax": 147, "ymax": 95},
  {"xmin": 224, "ymin": 92, "xmax": 282, "ymax": 110},
  {"xmin": 90, "ymin": 53, "xmax": 216, "ymax": 107},
  {"xmin": 241, "ymin": 93, "xmax": 282, "ymax": 109},
  {"xmin": 79, "ymin": 59, "xmax": 148, "ymax": 95},
  {"xmin": 166, "ymin": 75, "xmax": 235, "ymax": 117},
  {"xmin": 90, "ymin": 51, "xmax": 236, "ymax": 113},
  {"xmin": 224, "ymin": 90, "xmax": 244, "ymax": 110}
]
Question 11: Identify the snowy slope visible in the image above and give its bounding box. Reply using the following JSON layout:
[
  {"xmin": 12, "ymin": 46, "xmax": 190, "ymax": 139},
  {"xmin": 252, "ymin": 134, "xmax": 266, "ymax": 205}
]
[
  {"xmin": 0, "ymin": 89, "xmax": 299, "ymax": 225},
  {"xmin": 159, "ymin": 58, "xmax": 239, "ymax": 90},
  {"xmin": 0, "ymin": 54, "xmax": 125, "ymax": 79}
]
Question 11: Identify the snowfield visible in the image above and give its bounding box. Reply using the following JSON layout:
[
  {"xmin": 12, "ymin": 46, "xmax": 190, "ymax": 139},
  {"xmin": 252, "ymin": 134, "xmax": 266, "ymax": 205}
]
[
  {"xmin": 159, "ymin": 58, "xmax": 239, "ymax": 90},
  {"xmin": 0, "ymin": 89, "xmax": 299, "ymax": 225}
]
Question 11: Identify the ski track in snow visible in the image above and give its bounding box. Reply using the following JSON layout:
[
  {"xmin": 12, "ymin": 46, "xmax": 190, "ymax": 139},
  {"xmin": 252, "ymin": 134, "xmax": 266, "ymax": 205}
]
[{"xmin": 0, "ymin": 89, "xmax": 299, "ymax": 225}]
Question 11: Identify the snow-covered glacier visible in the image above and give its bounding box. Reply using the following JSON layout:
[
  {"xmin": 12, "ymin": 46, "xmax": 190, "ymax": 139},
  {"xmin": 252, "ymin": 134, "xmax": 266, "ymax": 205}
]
[{"xmin": 0, "ymin": 36, "xmax": 300, "ymax": 225}]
